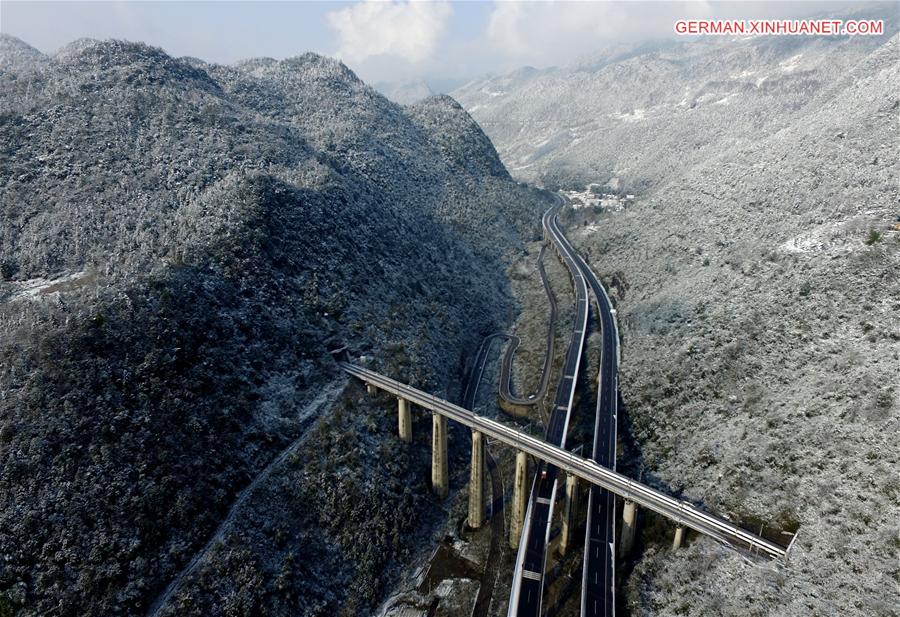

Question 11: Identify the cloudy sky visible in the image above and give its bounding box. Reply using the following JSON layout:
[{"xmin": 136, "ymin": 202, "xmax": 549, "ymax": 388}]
[{"xmin": 1, "ymin": 1, "xmax": 864, "ymax": 86}]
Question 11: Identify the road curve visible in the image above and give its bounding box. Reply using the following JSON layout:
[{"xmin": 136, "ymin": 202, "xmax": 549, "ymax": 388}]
[
  {"xmin": 462, "ymin": 334, "xmax": 507, "ymax": 617},
  {"xmin": 508, "ymin": 203, "xmax": 590, "ymax": 617},
  {"xmin": 498, "ymin": 244, "xmax": 558, "ymax": 407},
  {"xmin": 562, "ymin": 198, "xmax": 620, "ymax": 617}
]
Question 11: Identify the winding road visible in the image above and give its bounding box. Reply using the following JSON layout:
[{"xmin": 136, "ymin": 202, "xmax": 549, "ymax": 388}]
[
  {"xmin": 463, "ymin": 239, "xmax": 560, "ymax": 617},
  {"xmin": 570, "ymin": 213, "xmax": 620, "ymax": 617},
  {"xmin": 498, "ymin": 244, "xmax": 558, "ymax": 407},
  {"xmin": 509, "ymin": 203, "xmax": 590, "ymax": 617}
]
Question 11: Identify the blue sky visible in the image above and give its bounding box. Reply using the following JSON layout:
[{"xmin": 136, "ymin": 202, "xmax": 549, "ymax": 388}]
[{"xmin": 0, "ymin": 1, "xmax": 867, "ymax": 86}]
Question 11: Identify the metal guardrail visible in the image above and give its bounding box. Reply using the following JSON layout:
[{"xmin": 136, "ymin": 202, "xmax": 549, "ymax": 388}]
[
  {"xmin": 566, "ymin": 210, "xmax": 621, "ymax": 617},
  {"xmin": 341, "ymin": 362, "xmax": 789, "ymax": 561},
  {"xmin": 506, "ymin": 203, "xmax": 592, "ymax": 617}
]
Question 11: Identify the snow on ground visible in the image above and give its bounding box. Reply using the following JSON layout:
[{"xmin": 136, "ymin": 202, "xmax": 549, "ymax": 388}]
[
  {"xmin": 713, "ymin": 93, "xmax": 740, "ymax": 106},
  {"xmin": 779, "ymin": 53, "xmax": 804, "ymax": 72},
  {"xmin": 3, "ymin": 270, "xmax": 90, "ymax": 302},
  {"xmin": 779, "ymin": 219, "xmax": 885, "ymax": 256},
  {"xmin": 612, "ymin": 108, "xmax": 647, "ymax": 123},
  {"xmin": 731, "ymin": 69, "xmax": 758, "ymax": 80}
]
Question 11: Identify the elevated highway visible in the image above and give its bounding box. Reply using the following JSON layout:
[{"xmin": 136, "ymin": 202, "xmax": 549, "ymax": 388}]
[
  {"xmin": 508, "ymin": 204, "xmax": 590, "ymax": 617},
  {"xmin": 345, "ymin": 200, "xmax": 794, "ymax": 616},
  {"xmin": 342, "ymin": 362, "xmax": 790, "ymax": 562},
  {"xmin": 572, "ymin": 228, "xmax": 620, "ymax": 617}
]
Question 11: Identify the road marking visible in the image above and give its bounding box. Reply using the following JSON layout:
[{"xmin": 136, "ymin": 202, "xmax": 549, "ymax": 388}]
[
  {"xmin": 522, "ymin": 570, "xmax": 542, "ymax": 581},
  {"xmin": 537, "ymin": 497, "xmax": 551, "ymax": 505}
]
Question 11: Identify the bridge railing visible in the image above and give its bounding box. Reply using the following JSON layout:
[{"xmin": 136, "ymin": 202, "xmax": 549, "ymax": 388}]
[{"xmin": 341, "ymin": 362, "xmax": 790, "ymax": 561}]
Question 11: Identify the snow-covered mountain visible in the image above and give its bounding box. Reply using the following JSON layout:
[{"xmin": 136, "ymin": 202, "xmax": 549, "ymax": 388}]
[
  {"xmin": 0, "ymin": 35, "xmax": 548, "ymax": 617},
  {"xmin": 454, "ymin": 5, "xmax": 897, "ymax": 192}
]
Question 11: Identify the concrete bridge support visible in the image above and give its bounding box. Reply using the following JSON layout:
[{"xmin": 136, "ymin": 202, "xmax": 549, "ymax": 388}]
[
  {"xmin": 397, "ymin": 398, "xmax": 412, "ymax": 443},
  {"xmin": 468, "ymin": 430, "xmax": 484, "ymax": 529},
  {"xmin": 432, "ymin": 413, "xmax": 448, "ymax": 499},
  {"xmin": 673, "ymin": 524, "xmax": 685, "ymax": 550},
  {"xmin": 367, "ymin": 382, "xmax": 377, "ymax": 396},
  {"xmin": 620, "ymin": 500, "xmax": 637, "ymax": 557},
  {"xmin": 510, "ymin": 451, "xmax": 528, "ymax": 549},
  {"xmin": 559, "ymin": 473, "xmax": 578, "ymax": 555}
]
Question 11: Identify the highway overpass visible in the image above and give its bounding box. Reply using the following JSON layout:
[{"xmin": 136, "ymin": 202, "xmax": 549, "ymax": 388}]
[{"xmin": 341, "ymin": 362, "xmax": 790, "ymax": 562}]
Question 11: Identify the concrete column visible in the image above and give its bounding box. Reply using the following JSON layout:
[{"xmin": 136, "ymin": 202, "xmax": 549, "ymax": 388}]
[
  {"xmin": 468, "ymin": 430, "xmax": 484, "ymax": 529},
  {"xmin": 619, "ymin": 500, "xmax": 637, "ymax": 557},
  {"xmin": 559, "ymin": 473, "xmax": 578, "ymax": 555},
  {"xmin": 510, "ymin": 451, "xmax": 528, "ymax": 549},
  {"xmin": 366, "ymin": 383, "xmax": 377, "ymax": 396},
  {"xmin": 397, "ymin": 398, "xmax": 412, "ymax": 443},
  {"xmin": 673, "ymin": 525, "xmax": 685, "ymax": 550},
  {"xmin": 431, "ymin": 413, "xmax": 448, "ymax": 499}
]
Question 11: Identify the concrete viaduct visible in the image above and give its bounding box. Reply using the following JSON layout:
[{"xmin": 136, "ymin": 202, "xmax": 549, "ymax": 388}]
[{"xmin": 343, "ymin": 362, "xmax": 791, "ymax": 561}]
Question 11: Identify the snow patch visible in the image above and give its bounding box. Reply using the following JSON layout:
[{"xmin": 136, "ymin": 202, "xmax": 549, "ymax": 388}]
[
  {"xmin": 779, "ymin": 220, "xmax": 863, "ymax": 256},
  {"xmin": 779, "ymin": 54, "xmax": 804, "ymax": 73},
  {"xmin": 612, "ymin": 108, "xmax": 646, "ymax": 123},
  {"xmin": 713, "ymin": 93, "xmax": 740, "ymax": 106},
  {"xmin": 731, "ymin": 69, "xmax": 758, "ymax": 80},
  {"xmin": 4, "ymin": 270, "xmax": 91, "ymax": 302}
]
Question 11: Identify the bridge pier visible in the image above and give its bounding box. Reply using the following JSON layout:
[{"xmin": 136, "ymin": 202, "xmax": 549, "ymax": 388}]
[
  {"xmin": 559, "ymin": 473, "xmax": 578, "ymax": 555},
  {"xmin": 510, "ymin": 451, "xmax": 528, "ymax": 549},
  {"xmin": 468, "ymin": 430, "xmax": 484, "ymax": 528},
  {"xmin": 620, "ymin": 500, "xmax": 637, "ymax": 557},
  {"xmin": 340, "ymin": 364, "xmax": 791, "ymax": 561},
  {"xmin": 673, "ymin": 524, "xmax": 685, "ymax": 550},
  {"xmin": 397, "ymin": 398, "xmax": 412, "ymax": 443},
  {"xmin": 367, "ymin": 382, "xmax": 377, "ymax": 396},
  {"xmin": 432, "ymin": 413, "xmax": 448, "ymax": 499}
]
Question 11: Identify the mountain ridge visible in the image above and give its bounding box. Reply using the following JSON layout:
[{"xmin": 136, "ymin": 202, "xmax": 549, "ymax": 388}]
[
  {"xmin": 453, "ymin": 5, "xmax": 897, "ymax": 191},
  {"xmin": 0, "ymin": 35, "xmax": 549, "ymax": 616}
]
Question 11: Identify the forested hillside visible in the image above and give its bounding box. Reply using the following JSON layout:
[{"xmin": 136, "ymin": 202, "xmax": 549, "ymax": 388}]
[{"xmin": 0, "ymin": 35, "xmax": 548, "ymax": 616}]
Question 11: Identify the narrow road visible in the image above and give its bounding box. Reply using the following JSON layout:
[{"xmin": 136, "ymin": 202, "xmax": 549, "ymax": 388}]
[
  {"xmin": 145, "ymin": 380, "xmax": 346, "ymax": 617},
  {"xmin": 465, "ymin": 238, "xmax": 562, "ymax": 617},
  {"xmin": 462, "ymin": 335, "xmax": 506, "ymax": 617},
  {"xmin": 472, "ymin": 448, "xmax": 504, "ymax": 617},
  {"xmin": 498, "ymin": 244, "xmax": 558, "ymax": 406}
]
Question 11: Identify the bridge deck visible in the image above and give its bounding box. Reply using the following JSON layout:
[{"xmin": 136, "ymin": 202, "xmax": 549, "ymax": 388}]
[{"xmin": 342, "ymin": 362, "xmax": 789, "ymax": 561}]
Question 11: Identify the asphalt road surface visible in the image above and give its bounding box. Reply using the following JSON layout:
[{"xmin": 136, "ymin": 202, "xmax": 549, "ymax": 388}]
[
  {"xmin": 499, "ymin": 244, "xmax": 558, "ymax": 406},
  {"xmin": 462, "ymin": 334, "xmax": 507, "ymax": 617},
  {"xmin": 510, "ymin": 204, "xmax": 589, "ymax": 617},
  {"xmin": 573, "ymin": 246, "xmax": 619, "ymax": 617}
]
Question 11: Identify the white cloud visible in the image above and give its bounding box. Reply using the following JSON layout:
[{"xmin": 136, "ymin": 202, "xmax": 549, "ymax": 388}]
[
  {"xmin": 485, "ymin": 1, "xmax": 715, "ymax": 67},
  {"xmin": 327, "ymin": 0, "xmax": 453, "ymax": 66}
]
